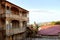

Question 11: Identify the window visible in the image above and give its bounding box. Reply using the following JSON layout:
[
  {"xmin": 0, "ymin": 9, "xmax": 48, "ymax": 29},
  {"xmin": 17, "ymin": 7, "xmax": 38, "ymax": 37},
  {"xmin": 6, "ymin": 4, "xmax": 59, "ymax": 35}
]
[
  {"xmin": 23, "ymin": 21, "xmax": 27, "ymax": 27},
  {"xmin": 12, "ymin": 20, "xmax": 19, "ymax": 28}
]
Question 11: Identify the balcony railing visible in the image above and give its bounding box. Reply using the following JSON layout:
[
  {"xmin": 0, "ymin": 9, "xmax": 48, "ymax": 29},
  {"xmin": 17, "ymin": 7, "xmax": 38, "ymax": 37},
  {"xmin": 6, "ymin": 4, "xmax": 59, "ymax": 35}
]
[
  {"xmin": 6, "ymin": 27, "xmax": 26, "ymax": 36},
  {"xmin": 22, "ymin": 16, "xmax": 29, "ymax": 21},
  {"xmin": 6, "ymin": 14, "xmax": 21, "ymax": 20}
]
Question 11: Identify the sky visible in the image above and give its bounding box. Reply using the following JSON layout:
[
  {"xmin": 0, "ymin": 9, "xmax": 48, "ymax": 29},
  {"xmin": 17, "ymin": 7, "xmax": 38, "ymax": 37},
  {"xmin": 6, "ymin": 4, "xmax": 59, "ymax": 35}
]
[{"xmin": 7, "ymin": 0, "xmax": 60, "ymax": 24}]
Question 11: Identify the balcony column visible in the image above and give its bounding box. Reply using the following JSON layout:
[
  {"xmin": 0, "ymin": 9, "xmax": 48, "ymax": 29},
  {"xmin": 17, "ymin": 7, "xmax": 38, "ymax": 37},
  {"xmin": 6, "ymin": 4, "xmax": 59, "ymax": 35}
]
[
  {"xmin": 9, "ymin": 6, "xmax": 11, "ymax": 10},
  {"xmin": 6, "ymin": 19, "xmax": 10, "ymax": 30},
  {"xmin": 19, "ymin": 10, "xmax": 22, "ymax": 17},
  {"xmin": 20, "ymin": 21, "xmax": 23, "ymax": 29},
  {"xmin": 6, "ymin": 18, "xmax": 12, "ymax": 35},
  {"xmin": 5, "ymin": 4, "xmax": 7, "ymax": 13},
  {"xmin": 27, "ymin": 12, "xmax": 29, "ymax": 17}
]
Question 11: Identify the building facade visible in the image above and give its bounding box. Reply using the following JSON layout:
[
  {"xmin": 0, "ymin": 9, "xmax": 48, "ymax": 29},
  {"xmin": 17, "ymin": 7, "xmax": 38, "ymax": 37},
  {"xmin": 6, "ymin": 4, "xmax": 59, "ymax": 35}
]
[{"xmin": 0, "ymin": 0, "xmax": 29, "ymax": 40}]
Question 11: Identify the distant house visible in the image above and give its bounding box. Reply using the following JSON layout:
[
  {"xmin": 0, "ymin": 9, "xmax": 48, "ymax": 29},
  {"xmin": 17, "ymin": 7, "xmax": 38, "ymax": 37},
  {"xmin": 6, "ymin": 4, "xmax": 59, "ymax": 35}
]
[{"xmin": 0, "ymin": 0, "xmax": 29, "ymax": 40}]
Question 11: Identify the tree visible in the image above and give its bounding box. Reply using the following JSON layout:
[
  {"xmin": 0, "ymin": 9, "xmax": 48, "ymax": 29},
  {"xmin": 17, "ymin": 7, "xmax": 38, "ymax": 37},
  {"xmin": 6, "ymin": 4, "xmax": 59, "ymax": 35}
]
[
  {"xmin": 51, "ymin": 21, "xmax": 56, "ymax": 25},
  {"xmin": 55, "ymin": 21, "xmax": 60, "ymax": 25}
]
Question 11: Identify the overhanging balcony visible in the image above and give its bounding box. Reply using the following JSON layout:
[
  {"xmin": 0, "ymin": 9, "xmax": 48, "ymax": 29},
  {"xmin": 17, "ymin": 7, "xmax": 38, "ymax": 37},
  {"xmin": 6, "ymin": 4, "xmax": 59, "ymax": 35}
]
[{"xmin": 6, "ymin": 14, "xmax": 21, "ymax": 20}]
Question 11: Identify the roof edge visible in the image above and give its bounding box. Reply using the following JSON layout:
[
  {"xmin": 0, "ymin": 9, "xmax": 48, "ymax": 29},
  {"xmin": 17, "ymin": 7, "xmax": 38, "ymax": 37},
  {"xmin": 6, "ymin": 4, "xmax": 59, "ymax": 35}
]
[{"xmin": 5, "ymin": 1, "xmax": 29, "ymax": 12}]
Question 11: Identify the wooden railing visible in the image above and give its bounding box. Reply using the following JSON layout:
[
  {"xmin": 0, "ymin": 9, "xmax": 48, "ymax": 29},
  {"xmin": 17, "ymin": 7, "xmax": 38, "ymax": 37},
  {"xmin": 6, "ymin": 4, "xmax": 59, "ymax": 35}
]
[
  {"xmin": 6, "ymin": 27, "xmax": 26, "ymax": 36},
  {"xmin": 6, "ymin": 14, "xmax": 21, "ymax": 20},
  {"xmin": 6, "ymin": 14, "xmax": 29, "ymax": 21}
]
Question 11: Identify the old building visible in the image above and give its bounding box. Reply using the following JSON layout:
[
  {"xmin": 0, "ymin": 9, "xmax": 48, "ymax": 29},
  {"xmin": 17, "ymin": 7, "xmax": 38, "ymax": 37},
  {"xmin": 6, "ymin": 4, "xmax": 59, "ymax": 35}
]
[{"xmin": 0, "ymin": 0, "xmax": 29, "ymax": 40}]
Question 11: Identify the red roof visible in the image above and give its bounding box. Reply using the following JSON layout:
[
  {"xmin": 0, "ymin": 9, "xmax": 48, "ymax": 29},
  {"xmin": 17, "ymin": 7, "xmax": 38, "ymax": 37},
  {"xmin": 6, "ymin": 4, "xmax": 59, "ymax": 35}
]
[{"xmin": 38, "ymin": 25, "xmax": 60, "ymax": 35}]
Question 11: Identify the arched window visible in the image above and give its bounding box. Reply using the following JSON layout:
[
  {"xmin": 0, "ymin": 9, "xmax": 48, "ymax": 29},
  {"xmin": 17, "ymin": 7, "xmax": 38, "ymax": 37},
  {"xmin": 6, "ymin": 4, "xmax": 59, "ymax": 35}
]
[{"xmin": 11, "ymin": 20, "xmax": 19, "ymax": 28}]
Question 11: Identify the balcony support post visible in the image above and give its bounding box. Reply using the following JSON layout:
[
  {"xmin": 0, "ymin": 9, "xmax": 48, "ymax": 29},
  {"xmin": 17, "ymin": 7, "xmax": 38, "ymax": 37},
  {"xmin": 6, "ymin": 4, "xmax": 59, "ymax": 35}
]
[
  {"xmin": 20, "ymin": 21, "xmax": 23, "ymax": 29},
  {"xmin": 19, "ymin": 10, "xmax": 22, "ymax": 17},
  {"xmin": 6, "ymin": 18, "xmax": 12, "ymax": 35}
]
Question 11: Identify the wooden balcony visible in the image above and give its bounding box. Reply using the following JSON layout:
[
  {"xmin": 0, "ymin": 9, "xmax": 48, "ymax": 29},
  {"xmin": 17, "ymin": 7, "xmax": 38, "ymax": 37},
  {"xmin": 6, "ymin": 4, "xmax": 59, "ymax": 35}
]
[
  {"xmin": 6, "ymin": 14, "xmax": 21, "ymax": 20},
  {"xmin": 6, "ymin": 27, "xmax": 26, "ymax": 36}
]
